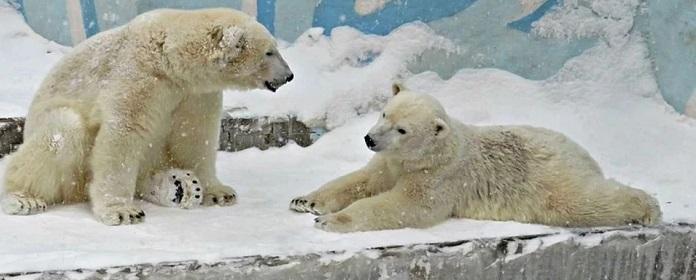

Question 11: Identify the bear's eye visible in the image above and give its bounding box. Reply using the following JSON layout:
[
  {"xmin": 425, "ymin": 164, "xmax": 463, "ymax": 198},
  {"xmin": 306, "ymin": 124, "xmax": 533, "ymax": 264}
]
[
  {"xmin": 382, "ymin": 113, "xmax": 386, "ymax": 118},
  {"xmin": 397, "ymin": 128, "xmax": 407, "ymax": 134},
  {"xmin": 266, "ymin": 51, "xmax": 273, "ymax": 56}
]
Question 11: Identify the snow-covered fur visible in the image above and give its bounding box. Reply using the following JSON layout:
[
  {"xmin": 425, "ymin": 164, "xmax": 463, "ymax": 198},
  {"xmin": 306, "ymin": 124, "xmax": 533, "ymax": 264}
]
[
  {"xmin": 291, "ymin": 85, "xmax": 661, "ymax": 232},
  {"xmin": 1, "ymin": 8, "xmax": 293, "ymax": 225}
]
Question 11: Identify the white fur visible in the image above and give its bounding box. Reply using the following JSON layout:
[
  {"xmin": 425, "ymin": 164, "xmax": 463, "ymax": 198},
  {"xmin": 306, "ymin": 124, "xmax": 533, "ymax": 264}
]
[
  {"xmin": 2, "ymin": 8, "xmax": 293, "ymax": 225},
  {"xmin": 291, "ymin": 87, "xmax": 662, "ymax": 232}
]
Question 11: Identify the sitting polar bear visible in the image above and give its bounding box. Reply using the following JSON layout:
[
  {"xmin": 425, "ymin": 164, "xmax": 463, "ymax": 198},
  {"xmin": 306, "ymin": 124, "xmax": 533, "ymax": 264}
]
[
  {"xmin": 291, "ymin": 85, "xmax": 661, "ymax": 232},
  {"xmin": 1, "ymin": 8, "xmax": 293, "ymax": 225}
]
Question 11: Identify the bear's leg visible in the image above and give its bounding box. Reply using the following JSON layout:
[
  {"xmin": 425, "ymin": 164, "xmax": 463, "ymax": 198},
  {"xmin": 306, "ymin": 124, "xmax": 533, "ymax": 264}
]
[
  {"xmin": 314, "ymin": 183, "xmax": 452, "ymax": 233},
  {"xmin": 2, "ymin": 108, "xmax": 90, "ymax": 215},
  {"xmin": 578, "ymin": 179, "xmax": 661, "ymax": 227},
  {"xmin": 541, "ymin": 176, "xmax": 662, "ymax": 227},
  {"xmin": 142, "ymin": 169, "xmax": 204, "ymax": 209},
  {"xmin": 290, "ymin": 169, "xmax": 371, "ymax": 215},
  {"xmin": 168, "ymin": 92, "xmax": 236, "ymax": 206},
  {"xmin": 290, "ymin": 156, "xmax": 395, "ymax": 215},
  {"xmin": 88, "ymin": 117, "xmax": 155, "ymax": 225}
]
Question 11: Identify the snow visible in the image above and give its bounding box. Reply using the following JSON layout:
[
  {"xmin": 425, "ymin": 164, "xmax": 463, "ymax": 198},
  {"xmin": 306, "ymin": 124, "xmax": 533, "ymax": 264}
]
[
  {"xmin": 0, "ymin": 2, "xmax": 67, "ymax": 117},
  {"xmin": 0, "ymin": 0, "xmax": 696, "ymax": 274},
  {"xmin": 223, "ymin": 23, "xmax": 457, "ymax": 129}
]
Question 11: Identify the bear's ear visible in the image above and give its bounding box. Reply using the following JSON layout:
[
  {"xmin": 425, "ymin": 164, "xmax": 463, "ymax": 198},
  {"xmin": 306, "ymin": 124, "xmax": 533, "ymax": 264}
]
[
  {"xmin": 210, "ymin": 26, "xmax": 247, "ymax": 51},
  {"xmin": 224, "ymin": 26, "xmax": 247, "ymax": 50},
  {"xmin": 434, "ymin": 118, "xmax": 450, "ymax": 138},
  {"xmin": 392, "ymin": 83, "xmax": 404, "ymax": 96},
  {"xmin": 209, "ymin": 25, "xmax": 225, "ymax": 45}
]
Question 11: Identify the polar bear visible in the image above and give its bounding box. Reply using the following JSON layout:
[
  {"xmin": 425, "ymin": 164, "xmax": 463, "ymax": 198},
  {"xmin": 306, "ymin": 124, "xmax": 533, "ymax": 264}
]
[
  {"xmin": 1, "ymin": 8, "xmax": 293, "ymax": 225},
  {"xmin": 290, "ymin": 85, "xmax": 661, "ymax": 232}
]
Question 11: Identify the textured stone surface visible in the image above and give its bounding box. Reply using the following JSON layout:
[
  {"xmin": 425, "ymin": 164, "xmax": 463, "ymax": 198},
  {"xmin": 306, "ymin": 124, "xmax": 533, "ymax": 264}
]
[
  {"xmin": 2, "ymin": 224, "xmax": 694, "ymax": 280},
  {"xmin": 0, "ymin": 117, "xmax": 312, "ymax": 158},
  {"xmin": 0, "ymin": 118, "xmax": 24, "ymax": 159},
  {"xmin": 219, "ymin": 116, "xmax": 312, "ymax": 152}
]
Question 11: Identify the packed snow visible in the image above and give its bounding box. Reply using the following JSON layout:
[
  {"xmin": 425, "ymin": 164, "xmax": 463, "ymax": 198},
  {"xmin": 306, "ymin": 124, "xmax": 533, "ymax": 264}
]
[{"xmin": 1, "ymin": 1, "xmax": 695, "ymax": 274}]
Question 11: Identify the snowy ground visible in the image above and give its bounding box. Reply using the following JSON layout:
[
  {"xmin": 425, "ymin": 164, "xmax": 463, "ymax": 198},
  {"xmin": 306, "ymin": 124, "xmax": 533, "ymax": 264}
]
[{"xmin": 1, "ymin": 2, "xmax": 696, "ymax": 274}]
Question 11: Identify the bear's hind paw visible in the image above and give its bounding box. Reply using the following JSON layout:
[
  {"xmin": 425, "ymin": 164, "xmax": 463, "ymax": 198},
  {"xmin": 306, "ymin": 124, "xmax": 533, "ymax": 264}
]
[
  {"xmin": 145, "ymin": 169, "xmax": 204, "ymax": 209},
  {"xmin": 313, "ymin": 213, "xmax": 356, "ymax": 232}
]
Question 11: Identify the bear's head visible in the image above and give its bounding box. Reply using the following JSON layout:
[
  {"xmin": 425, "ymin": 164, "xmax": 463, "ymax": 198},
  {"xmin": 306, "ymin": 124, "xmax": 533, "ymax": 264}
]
[
  {"xmin": 365, "ymin": 84, "xmax": 453, "ymax": 161},
  {"xmin": 135, "ymin": 9, "xmax": 293, "ymax": 92}
]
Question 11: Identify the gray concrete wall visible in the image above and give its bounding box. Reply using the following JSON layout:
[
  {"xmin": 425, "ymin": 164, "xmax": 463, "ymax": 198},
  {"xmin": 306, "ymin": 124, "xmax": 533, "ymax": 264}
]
[
  {"xmin": 0, "ymin": 118, "xmax": 24, "ymax": 159},
  {"xmin": 0, "ymin": 117, "xmax": 311, "ymax": 159},
  {"xmin": 2, "ymin": 224, "xmax": 693, "ymax": 279},
  {"xmin": 219, "ymin": 115, "xmax": 312, "ymax": 152}
]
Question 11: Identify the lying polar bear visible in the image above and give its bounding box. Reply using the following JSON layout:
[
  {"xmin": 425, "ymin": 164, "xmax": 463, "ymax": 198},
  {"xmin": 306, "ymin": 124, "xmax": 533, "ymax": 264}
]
[
  {"xmin": 1, "ymin": 8, "xmax": 293, "ymax": 225},
  {"xmin": 290, "ymin": 85, "xmax": 662, "ymax": 232}
]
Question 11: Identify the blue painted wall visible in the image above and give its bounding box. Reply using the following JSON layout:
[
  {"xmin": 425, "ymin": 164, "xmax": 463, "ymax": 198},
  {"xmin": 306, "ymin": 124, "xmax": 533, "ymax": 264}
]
[
  {"xmin": 312, "ymin": 0, "xmax": 478, "ymax": 36},
  {"xmin": 80, "ymin": 0, "xmax": 100, "ymax": 37},
  {"xmin": 256, "ymin": 0, "xmax": 275, "ymax": 34},
  {"xmin": 636, "ymin": 0, "xmax": 696, "ymax": 113},
  {"xmin": 136, "ymin": 0, "xmax": 241, "ymax": 13},
  {"xmin": 16, "ymin": 0, "xmax": 72, "ymax": 46},
  {"xmin": 409, "ymin": 0, "xmax": 594, "ymax": 80},
  {"xmin": 8, "ymin": 0, "xmax": 696, "ymax": 114}
]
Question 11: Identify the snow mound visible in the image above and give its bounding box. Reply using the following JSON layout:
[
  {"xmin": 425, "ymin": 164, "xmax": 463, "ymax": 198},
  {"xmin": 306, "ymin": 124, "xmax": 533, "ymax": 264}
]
[{"xmin": 223, "ymin": 23, "xmax": 457, "ymax": 129}]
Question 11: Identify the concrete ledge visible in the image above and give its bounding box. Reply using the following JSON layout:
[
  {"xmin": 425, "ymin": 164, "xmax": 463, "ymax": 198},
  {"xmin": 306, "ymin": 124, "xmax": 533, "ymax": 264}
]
[
  {"xmin": 0, "ymin": 118, "xmax": 24, "ymax": 158},
  {"xmin": 2, "ymin": 224, "xmax": 694, "ymax": 279},
  {"xmin": 0, "ymin": 117, "xmax": 312, "ymax": 158},
  {"xmin": 219, "ymin": 116, "xmax": 312, "ymax": 152}
]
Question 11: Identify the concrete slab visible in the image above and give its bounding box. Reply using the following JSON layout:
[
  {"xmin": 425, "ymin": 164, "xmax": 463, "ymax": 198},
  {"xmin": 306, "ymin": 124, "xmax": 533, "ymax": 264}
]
[{"xmin": 2, "ymin": 224, "xmax": 693, "ymax": 279}]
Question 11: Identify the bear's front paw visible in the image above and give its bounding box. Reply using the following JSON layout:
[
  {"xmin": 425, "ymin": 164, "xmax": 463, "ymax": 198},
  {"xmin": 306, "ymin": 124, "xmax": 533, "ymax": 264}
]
[
  {"xmin": 1, "ymin": 193, "xmax": 48, "ymax": 215},
  {"xmin": 314, "ymin": 213, "xmax": 356, "ymax": 233},
  {"xmin": 94, "ymin": 204, "xmax": 145, "ymax": 226},
  {"xmin": 289, "ymin": 195, "xmax": 343, "ymax": 215},
  {"xmin": 144, "ymin": 169, "xmax": 204, "ymax": 209},
  {"xmin": 203, "ymin": 185, "xmax": 237, "ymax": 206}
]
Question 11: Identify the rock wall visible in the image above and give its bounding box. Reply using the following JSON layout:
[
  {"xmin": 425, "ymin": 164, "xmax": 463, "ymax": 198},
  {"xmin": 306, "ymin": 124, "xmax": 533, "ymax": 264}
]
[
  {"xmin": 3, "ymin": 224, "xmax": 693, "ymax": 280},
  {"xmin": 0, "ymin": 117, "xmax": 311, "ymax": 159}
]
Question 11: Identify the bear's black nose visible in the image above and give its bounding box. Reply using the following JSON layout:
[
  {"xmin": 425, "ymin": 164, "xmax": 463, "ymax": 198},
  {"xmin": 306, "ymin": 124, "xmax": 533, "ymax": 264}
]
[
  {"xmin": 286, "ymin": 74, "xmax": 294, "ymax": 82},
  {"xmin": 364, "ymin": 135, "xmax": 376, "ymax": 148}
]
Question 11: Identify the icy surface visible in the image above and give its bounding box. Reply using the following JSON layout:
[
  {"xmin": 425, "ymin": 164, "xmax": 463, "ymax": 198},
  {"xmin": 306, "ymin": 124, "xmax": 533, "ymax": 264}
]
[{"xmin": 1, "ymin": 1, "xmax": 696, "ymax": 274}]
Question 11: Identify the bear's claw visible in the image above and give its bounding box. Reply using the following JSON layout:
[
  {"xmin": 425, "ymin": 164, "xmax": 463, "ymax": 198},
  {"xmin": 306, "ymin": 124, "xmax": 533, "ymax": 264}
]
[
  {"xmin": 95, "ymin": 204, "xmax": 145, "ymax": 226},
  {"xmin": 203, "ymin": 186, "xmax": 237, "ymax": 206},
  {"xmin": 1, "ymin": 193, "xmax": 48, "ymax": 215},
  {"xmin": 289, "ymin": 197, "xmax": 324, "ymax": 215}
]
